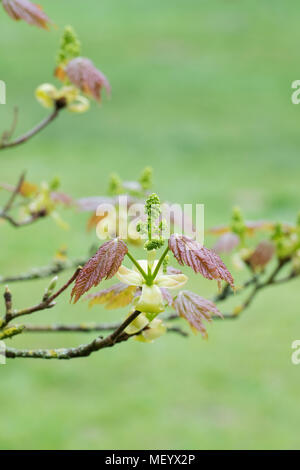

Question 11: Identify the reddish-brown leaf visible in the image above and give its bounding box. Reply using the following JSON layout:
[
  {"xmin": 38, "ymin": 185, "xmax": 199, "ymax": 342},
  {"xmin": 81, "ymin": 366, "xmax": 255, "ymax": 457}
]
[
  {"xmin": 65, "ymin": 57, "xmax": 111, "ymax": 102},
  {"xmin": 174, "ymin": 290, "xmax": 222, "ymax": 338},
  {"xmin": 213, "ymin": 232, "xmax": 240, "ymax": 254},
  {"xmin": 2, "ymin": 0, "xmax": 51, "ymax": 29},
  {"xmin": 247, "ymin": 240, "xmax": 275, "ymax": 270},
  {"xmin": 50, "ymin": 191, "xmax": 74, "ymax": 207},
  {"xmin": 160, "ymin": 287, "xmax": 174, "ymax": 307},
  {"xmin": 209, "ymin": 220, "xmax": 275, "ymax": 236},
  {"xmin": 71, "ymin": 238, "xmax": 128, "ymax": 303},
  {"xmin": 167, "ymin": 266, "xmax": 183, "ymax": 275},
  {"xmin": 169, "ymin": 234, "xmax": 234, "ymax": 288},
  {"xmin": 76, "ymin": 195, "xmax": 140, "ymax": 212},
  {"xmin": 86, "ymin": 283, "xmax": 137, "ymax": 310}
]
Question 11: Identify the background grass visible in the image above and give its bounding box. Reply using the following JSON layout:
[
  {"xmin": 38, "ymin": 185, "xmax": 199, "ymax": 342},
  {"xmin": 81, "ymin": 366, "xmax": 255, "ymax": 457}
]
[{"xmin": 0, "ymin": 0, "xmax": 300, "ymax": 449}]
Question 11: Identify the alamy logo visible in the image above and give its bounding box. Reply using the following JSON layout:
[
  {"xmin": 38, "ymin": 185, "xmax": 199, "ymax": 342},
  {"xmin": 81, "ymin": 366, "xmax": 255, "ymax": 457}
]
[
  {"xmin": 0, "ymin": 80, "xmax": 6, "ymax": 104},
  {"xmin": 291, "ymin": 340, "xmax": 300, "ymax": 365},
  {"xmin": 291, "ymin": 80, "xmax": 300, "ymax": 104}
]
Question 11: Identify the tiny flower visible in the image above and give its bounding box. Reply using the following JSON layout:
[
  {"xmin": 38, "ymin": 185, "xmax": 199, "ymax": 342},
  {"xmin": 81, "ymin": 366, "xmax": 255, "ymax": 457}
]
[
  {"xmin": 35, "ymin": 83, "xmax": 57, "ymax": 108},
  {"xmin": 124, "ymin": 312, "xmax": 166, "ymax": 343},
  {"xmin": 136, "ymin": 284, "xmax": 165, "ymax": 315},
  {"xmin": 35, "ymin": 84, "xmax": 90, "ymax": 113},
  {"xmin": 124, "ymin": 313, "xmax": 149, "ymax": 335},
  {"xmin": 116, "ymin": 260, "xmax": 188, "ymax": 315},
  {"xmin": 136, "ymin": 318, "xmax": 167, "ymax": 343}
]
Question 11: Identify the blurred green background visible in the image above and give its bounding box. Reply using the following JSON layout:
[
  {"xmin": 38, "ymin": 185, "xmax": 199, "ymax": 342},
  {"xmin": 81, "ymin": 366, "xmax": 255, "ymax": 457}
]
[{"xmin": 0, "ymin": 0, "xmax": 300, "ymax": 450}]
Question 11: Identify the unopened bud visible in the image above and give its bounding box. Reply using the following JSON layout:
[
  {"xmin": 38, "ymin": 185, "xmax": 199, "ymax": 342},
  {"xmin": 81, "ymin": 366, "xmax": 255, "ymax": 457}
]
[{"xmin": 43, "ymin": 276, "xmax": 58, "ymax": 300}]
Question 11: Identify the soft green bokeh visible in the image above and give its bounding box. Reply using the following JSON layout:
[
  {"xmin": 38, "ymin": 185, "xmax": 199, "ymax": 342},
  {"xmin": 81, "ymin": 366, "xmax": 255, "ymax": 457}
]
[{"xmin": 0, "ymin": 0, "xmax": 300, "ymax": 450}]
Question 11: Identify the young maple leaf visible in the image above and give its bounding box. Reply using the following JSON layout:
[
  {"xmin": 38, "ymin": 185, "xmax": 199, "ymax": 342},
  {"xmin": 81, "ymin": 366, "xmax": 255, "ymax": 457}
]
[
  {"xmin": 210, "ymin": 220, "xmax": 275, "ymax": 236},
  {"xmin": 2, "ymin": 0, "xmax": 51, "ymax": 29},
  {"xmin": 19, "ymin": 181, "xmax": 38, "ymax": 197},
  {"xmin": 247, "ymin": 240, "xmax": 275, "ymax": 271},
  {"xmin": 65, "ymin": 57, "xmax": 111, "ymax": 102},
  {"xmin": 160, "ymin": 287, "xmax": 174, "ymax": 307},
  {"xmin": 86, "ymin": 283, "xmax": 137, "ymax": 310},
  {"xmin": 213, "ymin": 232, "xmax": 240, "ymax": 254},
  {"xmin": 168, "ymin": 234, "xmax": 234, "ymax": 288},
  {"xmin": 174, "ymin": 290, "xmax": 222, "ymax": 338},
  {"xmin": 71, "ymin": 239, "xmax": 128, "ymax": 303},
  {"xmin": 50, "ymin": 191, "xmax": 74, "ymax": 207}
]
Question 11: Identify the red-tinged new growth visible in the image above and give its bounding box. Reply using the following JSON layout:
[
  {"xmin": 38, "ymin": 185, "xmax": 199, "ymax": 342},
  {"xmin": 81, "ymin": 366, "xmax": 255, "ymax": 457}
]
[
  {"xmin": 71, "ymin": 239, "xmax": 128, "ymax": 303},
  {"xmin": 213, "ymin": 232, "xmax": 240, "ymax": 254},
  {"xmin": 65, "ymin": 57, "xmax": 111, "ymax": 102},
  {"xmin": 86, "ymin": 283, "xmax": 137, "ymax": 310},
  {"xmin": 2, "ymin": 0, "xmax": 51, "ymax": 29},
  {"xmin": 168, "ymin": 234, "xmax": 234, "ymax": 288},
  {"xmin": 247, "ymin": 240, "xmax": 275, "ymax": 271},
  {"xmin": 174, "ymin": 290, "xmax": 222, "ymax": 338}
]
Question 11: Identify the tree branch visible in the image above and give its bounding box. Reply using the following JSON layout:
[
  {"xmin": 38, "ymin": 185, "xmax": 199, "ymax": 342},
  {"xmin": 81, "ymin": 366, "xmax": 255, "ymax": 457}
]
[
  {"xmin": 2, "ymin": 268, "xmax": 81, "ymax": 327},
  {"xmin": 20, "ymin": 321, "xmax": 188, "ymax": 337},
  {"xmin": 0, "ymin": 101, "xmax": 65, "ymax": 151},
  {"xmin": 5, "ymin": 309, "xmax": 142, "ymax": 360},
  {"xmin": 0, "ymin": 172, "xmax": 48, "ymax": 228},
  {"xmin": 0, "ymin": 107, "xmax": 19, "ymax": 146},
  {"xmin": 2, "ymin": 172, "xmax": 25, "ymax": 213},
  {"xmin": 0, "ymin": 257, "xmax": 88, "ymax": 285},
  {"xmin": 0, "ymin": 209, "xmax": 47, "ymax": 228}
]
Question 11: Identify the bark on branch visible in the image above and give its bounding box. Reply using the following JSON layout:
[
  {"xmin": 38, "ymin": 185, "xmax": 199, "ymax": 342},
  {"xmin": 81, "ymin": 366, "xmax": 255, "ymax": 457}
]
[{"xmin": 0, "ymin": 102, "xmax": 65, "ymax": 151}]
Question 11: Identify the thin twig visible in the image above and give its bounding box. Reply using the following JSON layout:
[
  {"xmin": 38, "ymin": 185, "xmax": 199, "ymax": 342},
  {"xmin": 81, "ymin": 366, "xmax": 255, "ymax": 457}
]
[
  {"xmin": 0, "ymin": 102, "xmax": 65, "ymax": 151},
  {"xmin": 2, "ymin": 172, "xmax": 25, "ymax": 213},
  {"xmin": 213, "ymin": 260, "xmax": 297, "ymax": 320},
  {"xmin": 3, "ymin": 268, "xmax": 81, "ymax": 326},
  {"xmin": 167, "ymin": 326, "xmax": 188, "ymax": 337},
  {"xmin": 22, "ymin": 321, "xmax": 122, "ymax": 333},
  {"xmin": 213, "ymin": 275, "xmax": 259, "ymax": 303},
  {"xmin": 0, "ymin": 107, "xmax": 18, "ymax": 145},
  {"xmin": 21, "ymin": 322, "xmax": 188, "ymax": 337},
  {"xmin": 0, "ymin": 209, "xmax": 47, "ymax": 228},
  {"xmin": 0, "ymin": 257, "xmax": 88, "ymax": 284}
]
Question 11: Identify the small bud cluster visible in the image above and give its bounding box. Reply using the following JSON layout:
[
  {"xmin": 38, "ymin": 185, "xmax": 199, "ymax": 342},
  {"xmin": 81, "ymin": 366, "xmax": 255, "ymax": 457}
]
[
  {"xmin": 56, "ymin": 26, "xmax": 81, "ymax": 67},
  {"xmin": 230, "ymin": 206, "xmax": 246, "ymax": 243},
  {"xmin": 108, "ymin": 168, "xmax": 153, "ymax": 197},
  {"xmin": 137, "ymin": 193, "xmax": 166, "ymax": 251},
  {"xmin": 139, "ymin": 167, "xmax": 153, "ymax": 190},
  {"xmin": 108, "ymin": 173, "xmax": 123, "ymax": 196}
]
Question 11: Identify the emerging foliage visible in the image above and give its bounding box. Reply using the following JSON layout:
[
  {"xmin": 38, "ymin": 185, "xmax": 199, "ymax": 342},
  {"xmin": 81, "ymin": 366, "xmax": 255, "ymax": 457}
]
[
  {"xmin": 168, "ymin": 234, "xmax": 234, "ymax": 288},
  {"xmin": 87, "ymin": 283, "xmax": 137, "ymax": 310},
  {"xmin": 65, "ymin": 57, "xmax": 111, "ymax": 102},
  {"xmin": 71, "ymin": 239, "xmax": 128, "ymax": 303},
  {"xmin": 56, "ymin": 25, "xmax": 81, "ymax": 66},
  {"xmin": 213, "ymin": 232, "xmax": 240, "ymax": 254},
  {"xmin": 247, "ymin": 240, "xmax": 275, "ymax": 271},
  {"xmin": 174, "ymin": 290, "xmax": 222, "ymax": 338},
  {"xmin": 2, "ymin": 0, "xmax": 51, "ymax": 29}
]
